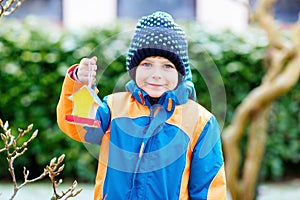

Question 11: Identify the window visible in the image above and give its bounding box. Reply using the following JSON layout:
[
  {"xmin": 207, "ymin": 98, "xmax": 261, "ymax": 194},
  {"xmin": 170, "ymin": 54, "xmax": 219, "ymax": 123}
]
[
  {"xmin": 250, "ymin": 0, "xmax": 300, "ymax": 23},
  {"xmin": 117, "ymin": 0, "xmax": 196, "ymax": 20},
  {"xmin": 7, "ymin": 0, "xmax": 62, "ymax": 21},
  {"xmin": 274, "ymin": 0, "xmax": 300, "ymax": 23}
]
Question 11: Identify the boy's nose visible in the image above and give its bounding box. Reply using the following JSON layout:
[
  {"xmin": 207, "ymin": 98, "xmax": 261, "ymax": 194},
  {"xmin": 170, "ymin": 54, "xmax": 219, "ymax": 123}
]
[{"xmin": 151, "ymin": 66, "xmax": 162, "ymax": 79}]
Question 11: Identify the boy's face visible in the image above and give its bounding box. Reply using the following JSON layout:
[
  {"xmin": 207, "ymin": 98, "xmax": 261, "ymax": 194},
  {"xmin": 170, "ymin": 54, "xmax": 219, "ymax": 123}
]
[{"xmin": 135, "ymin": 56, "xmax": 178, "ymax": 98}]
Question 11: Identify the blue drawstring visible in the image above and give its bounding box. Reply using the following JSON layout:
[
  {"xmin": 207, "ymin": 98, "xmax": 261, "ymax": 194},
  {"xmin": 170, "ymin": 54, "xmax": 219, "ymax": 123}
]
[{"xmin": 128, "ymin": 105, "xmax": 167, "ymax": 198}]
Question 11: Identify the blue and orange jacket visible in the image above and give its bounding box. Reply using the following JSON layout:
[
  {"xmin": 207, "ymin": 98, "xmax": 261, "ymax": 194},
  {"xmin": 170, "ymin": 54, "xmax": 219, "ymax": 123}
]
[{"xmin": 57, "ymin": 65, "xmax": 226, "ymax": 200}]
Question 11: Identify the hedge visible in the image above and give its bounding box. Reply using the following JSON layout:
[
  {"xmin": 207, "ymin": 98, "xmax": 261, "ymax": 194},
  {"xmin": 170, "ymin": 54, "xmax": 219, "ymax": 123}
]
[{"xmin": 0, "ymin": 17, "xmax": 299, "ymax": 182}]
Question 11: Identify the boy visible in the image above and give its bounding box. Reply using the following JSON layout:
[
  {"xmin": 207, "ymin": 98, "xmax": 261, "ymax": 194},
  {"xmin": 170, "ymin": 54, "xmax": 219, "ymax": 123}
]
[{"xmin": 57, "ymin": 11, "xmax": 226, "ymax": 200}]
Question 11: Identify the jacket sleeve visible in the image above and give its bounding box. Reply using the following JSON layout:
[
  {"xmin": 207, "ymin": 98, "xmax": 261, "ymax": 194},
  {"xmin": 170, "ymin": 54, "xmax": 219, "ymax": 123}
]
[
  {"xmin": 56, "ymin": 65, "xmax": 110, "ymax": 144},
  {"xmin": 189, "ymin": 116, "xmax": 227, "ymax": 200}
]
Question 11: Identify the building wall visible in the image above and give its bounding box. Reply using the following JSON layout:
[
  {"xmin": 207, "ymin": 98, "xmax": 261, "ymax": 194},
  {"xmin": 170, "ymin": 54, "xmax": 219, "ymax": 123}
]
[
  {"xmin": 63, "ymin": 0, "xmax": 117, "ymax": 30},
  {"xmin": 62, "ymin": 0, "xmax": 249, "ymax": 31},
  {"xmin": 7, "ymin": 0, "xmax": 300, "ymax": 31},
  {"xmin": 197, "ymin": 0, "xmax": 249, "ymax": 31}
]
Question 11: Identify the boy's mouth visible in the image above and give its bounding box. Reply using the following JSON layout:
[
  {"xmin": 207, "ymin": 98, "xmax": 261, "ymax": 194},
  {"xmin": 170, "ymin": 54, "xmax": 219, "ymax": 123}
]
[
  {"xmin": 146, "ymin": 81, "xmax": 166, "ymax": 85},
  {"xmin": 147, "ymin": 83, "xmax": 165, "ymax": 88}
]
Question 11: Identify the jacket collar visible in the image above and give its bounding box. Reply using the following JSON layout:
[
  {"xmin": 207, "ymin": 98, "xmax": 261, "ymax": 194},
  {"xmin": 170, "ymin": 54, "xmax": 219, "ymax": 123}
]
[{"xmin": 125, "ymin": 80, "xmax": 196, "ymax": 110}]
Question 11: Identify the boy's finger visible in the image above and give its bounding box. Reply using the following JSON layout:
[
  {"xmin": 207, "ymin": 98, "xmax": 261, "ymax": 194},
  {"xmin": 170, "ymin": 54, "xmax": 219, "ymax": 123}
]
[
  {"xmin": 80, "ymin": 58, "xmax": 90, "ymax": 66},
  {"xmin": 92, "ymin": 56, "xmax": 97, "ymax": 62},
  {"xmin": 80, "ymin": 57, "xmax": 97, "ymax": 66},
  {"xmin": 91, "ymin": 64, "xmax": 97, "ymax": 71},
  {"xmin": 89, "ymin": 56, "xmax": 98, "ymax": 65}
]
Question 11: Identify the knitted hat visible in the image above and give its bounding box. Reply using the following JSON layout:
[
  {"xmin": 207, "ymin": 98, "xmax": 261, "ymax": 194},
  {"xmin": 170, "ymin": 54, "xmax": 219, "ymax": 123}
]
[{"xmin": 126, "ymin": 11, "xmax": 189, "ymax": 79}]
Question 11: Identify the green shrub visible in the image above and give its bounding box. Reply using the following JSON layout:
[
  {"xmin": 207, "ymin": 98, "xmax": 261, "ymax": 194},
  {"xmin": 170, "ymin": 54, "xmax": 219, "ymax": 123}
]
[{"xmin": 0, "ymin": 17, "xmax": 299, "ymax": 182}]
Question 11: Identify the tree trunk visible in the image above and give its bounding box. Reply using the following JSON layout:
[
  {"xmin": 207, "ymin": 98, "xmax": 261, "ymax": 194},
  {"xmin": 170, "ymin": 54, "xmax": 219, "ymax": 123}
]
[{"xmin": 222, "ymin": 0, "xmax": 300, "ymax": 199}]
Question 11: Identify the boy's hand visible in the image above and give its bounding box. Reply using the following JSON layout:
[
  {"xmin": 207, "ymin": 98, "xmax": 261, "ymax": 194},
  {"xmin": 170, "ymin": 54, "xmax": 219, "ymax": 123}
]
[{"xmin": 77, "ymin": 56, "xmax": 98, "ymax": 85}]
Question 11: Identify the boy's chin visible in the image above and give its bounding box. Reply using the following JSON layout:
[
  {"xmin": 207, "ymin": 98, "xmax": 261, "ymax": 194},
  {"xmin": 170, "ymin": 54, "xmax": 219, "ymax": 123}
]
[
  {"xmin": 147, "ymin": 90, "xmax": 171, "ymax": 98},
  {"xmin": 147, "ymin": 90, "xmax": 164, "ymax": 98}
]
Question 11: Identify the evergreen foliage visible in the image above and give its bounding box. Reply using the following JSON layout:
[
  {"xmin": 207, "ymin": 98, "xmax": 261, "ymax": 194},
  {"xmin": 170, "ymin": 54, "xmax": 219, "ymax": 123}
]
[{"xmin": 0, "ymin": 17, "xmax": 299, "ymax": 182}]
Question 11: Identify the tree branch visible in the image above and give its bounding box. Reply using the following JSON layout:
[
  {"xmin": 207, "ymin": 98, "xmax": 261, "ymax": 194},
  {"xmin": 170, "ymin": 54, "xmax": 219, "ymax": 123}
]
[{"xmin": 0, "ymin": 120, "xmax": 82, "ymax": 199}]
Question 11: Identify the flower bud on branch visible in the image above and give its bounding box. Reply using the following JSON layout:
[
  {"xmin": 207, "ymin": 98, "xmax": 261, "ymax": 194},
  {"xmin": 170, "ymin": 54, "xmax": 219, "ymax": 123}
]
[{"xmin": 0, "ymin": 119, "xmax": 82, "ymax": 199}]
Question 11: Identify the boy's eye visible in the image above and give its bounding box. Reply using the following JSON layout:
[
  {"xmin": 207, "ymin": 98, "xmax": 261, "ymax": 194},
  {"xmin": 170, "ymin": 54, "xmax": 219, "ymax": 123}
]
[
  {"xmin": 164, "ymin": 64, "xmax": 175, "ymax": 69},
  {"xmin": 141, "ymin": 62, "xmax": 151, "ymax": 67}
]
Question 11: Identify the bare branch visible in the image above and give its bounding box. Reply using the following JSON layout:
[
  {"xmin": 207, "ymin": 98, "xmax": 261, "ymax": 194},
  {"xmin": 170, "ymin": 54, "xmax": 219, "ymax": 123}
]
[
  {"xmin": 1, "ymin": 119, "xmax": 82, "ymax": 199},
  {"xmin": 45, "ymin": 154, "xmax": 82, "ymax": 200},
  {"xmin": 0, "ymin": 121, "xmax": 42, "ymax": 199},
  {"xmin": 254, "ymin": 0, "xmax": 287, "ymax": 49},
  {"xmin": 223, "ymin": 0, "xmax": 300, "ymax": 199},
  {"xmin": 0, "ymin": 0, "xmax": 26, "ymax": 17}
]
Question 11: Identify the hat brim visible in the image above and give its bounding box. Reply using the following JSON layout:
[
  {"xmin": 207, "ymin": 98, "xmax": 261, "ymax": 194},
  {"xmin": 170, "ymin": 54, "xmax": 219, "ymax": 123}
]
[{"xmin": 128, "ymin": 48, "xmax": 186, "ymax": 79}]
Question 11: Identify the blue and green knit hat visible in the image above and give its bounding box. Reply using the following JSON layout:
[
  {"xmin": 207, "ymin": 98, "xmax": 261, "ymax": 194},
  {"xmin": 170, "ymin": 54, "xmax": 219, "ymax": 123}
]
[{"xmin": 126, "ymin": 11, "xmax": 190, "ymax": 80}]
